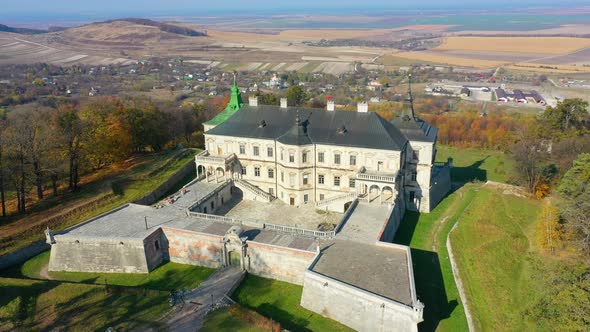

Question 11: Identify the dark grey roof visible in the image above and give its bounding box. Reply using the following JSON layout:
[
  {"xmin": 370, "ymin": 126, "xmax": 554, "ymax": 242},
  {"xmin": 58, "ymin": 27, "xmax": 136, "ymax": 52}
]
[
  {"xmin": 206, "ymin": 105, "xmax": 408, "ymax": 151},
  {"xmin": 391, "ymin": 116, "xmax": 437, "ymax": 143}
]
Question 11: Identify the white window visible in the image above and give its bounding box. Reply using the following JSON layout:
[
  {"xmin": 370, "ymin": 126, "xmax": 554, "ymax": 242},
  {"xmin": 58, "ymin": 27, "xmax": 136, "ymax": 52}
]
[
  {"xmin": 318, "ymin": 152, "xmax": 324, "ymax": 163},
  {"xmin": 241, "ymin": 167, "xmax": 247, "ymax": 175},
  {"xmin": 253, "ymin": 146, "xmax": 260, "ymax": 156},
  {"xmin": 334, "ymin": 153, "xmax": 341, "ymax": 165},
  {"xmin": 255, "ymin": 167, "xmax": 260, "ymax": 177},
  {"xmin": 350, "ymin": 155, "xmax": 356, "ymax": 166},
  {"xmin": 289, "ymin": 153, "xmax": 295, "ymax": 163},
  {"xmin": 269, "ymin": 188, "xmax": 274, "ymax": 196},
  {"xmin": 304, "ymin": 194, "xmax": 309, "ymax": 204},
  {"xmin": 280, "ymin": 149, "xmax": 284, "ymax": 160},
  {"xmin": 349, "ymin": 178, "xmax": 356, "ymax": 188},
  {"xmin": 268, "ymin": 168, "xmax": 274, "ymax": 179},
  {"xmin": 319, "ymin": 194, "xmax": 325, "ymax": 201},
  {"xmin": 318, "ymin": 174, "xmax": 325, "ymax": 185},
  {"xmin": 302, "ymin": 152, "xmax": 308, "ymax": 163},
  {"xmin": 281, "ymin": 172, "xmax": 284, "ymax": 182},
  {"xmin": 289, "ymin": 174, "xmax": 295, "ymax": 186},
  {"xmin": 334, "ymin": 176, "xmax": 341, "ymax": 187},
  {"xmin": 303, "ymin": 174, "xmax": 309, "ymax": 185},
  {"xmin": 267, "ymin": 147, "xmax": 274, "ymax": 157},
  {"xmin": 239, "ymin": 144, "xmax": 246, "ymax": 155}
]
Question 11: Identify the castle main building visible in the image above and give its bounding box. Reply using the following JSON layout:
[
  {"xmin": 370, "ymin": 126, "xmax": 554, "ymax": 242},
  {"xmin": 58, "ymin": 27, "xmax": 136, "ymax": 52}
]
[{"xmin": 198, "ymin": 80, "xmax": 450, "ymax": 214}]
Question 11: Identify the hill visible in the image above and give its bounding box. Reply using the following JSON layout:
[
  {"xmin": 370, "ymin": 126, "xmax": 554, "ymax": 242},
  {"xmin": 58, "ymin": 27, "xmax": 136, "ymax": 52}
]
[
  {"xmin": 102, "ymin": 18, "xmax": 206, "ymax": 37},
  {"xmin": 0, "ymin": 24, "xmax": 46, "ymax": 34}
]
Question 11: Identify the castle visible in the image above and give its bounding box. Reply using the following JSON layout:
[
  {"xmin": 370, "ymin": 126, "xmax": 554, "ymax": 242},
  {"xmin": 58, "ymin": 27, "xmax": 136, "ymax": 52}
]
[{"xmin": 46, "ymin": 79, "xmax": 451, "ymax": 332}]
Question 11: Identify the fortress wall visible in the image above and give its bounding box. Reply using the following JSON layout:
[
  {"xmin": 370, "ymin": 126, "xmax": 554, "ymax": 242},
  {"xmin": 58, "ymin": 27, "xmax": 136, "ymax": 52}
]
[
  {"xmin": 48, "ymin": 238, "xmax": 150, "ymax": 273},
  {"xmin": 246, "ymin": 242, "xmax": 317, "ymax": 285},
  {"xmin": 143, "ymin": 229, "xmax": 167, "ymax": 271},
  {"xmin": 163, "ymin": 228, "xmax": 224, "ymax": 268},
  {"xmin": 301, "ymin": 270, "xmax": 420, "ymax": 332}
]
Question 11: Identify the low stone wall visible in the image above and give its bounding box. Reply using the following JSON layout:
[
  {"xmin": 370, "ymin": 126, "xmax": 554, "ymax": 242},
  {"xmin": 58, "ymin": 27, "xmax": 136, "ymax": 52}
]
[
  {"xmin": 0, "ymin": 240, "xmax": 50, "ymax": 270},
  {"xmin": 163, "ymin": 227, "xmax": 224, "ymax": 268},
  {"xmin": 378, "ymin": 200, "xmax": 405, "ymax": 243},
  {"xmin": 48, "ymin": 237, "xmax": 151, "ymax": 273},
  {"xmin": 301, "ymin": 267, "xmax": 421, "ymax": 332},
  {"xmin": 246, "ymin": 242, "xmax": 317, "ymax": 285}
]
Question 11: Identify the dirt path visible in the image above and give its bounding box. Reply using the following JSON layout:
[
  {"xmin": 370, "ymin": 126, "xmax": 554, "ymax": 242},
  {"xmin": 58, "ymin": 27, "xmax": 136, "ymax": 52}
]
[
  {"xmin": 39, "ymin": 263, "xmax": 53, "ymax": 280},
  {"xmin": 165, "ymin": 267, "xmax": 245, "ymax": 331}
]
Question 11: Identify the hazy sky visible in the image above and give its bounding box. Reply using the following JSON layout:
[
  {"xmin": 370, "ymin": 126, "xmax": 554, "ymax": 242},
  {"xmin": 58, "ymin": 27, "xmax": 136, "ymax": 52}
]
[
  {"xmin": 2, "ymin": 0, "xmax": 589, "ymax": 26},
  {"xmin": 3, "ymin": 0, "xmax": 587, "ymax": 15}
]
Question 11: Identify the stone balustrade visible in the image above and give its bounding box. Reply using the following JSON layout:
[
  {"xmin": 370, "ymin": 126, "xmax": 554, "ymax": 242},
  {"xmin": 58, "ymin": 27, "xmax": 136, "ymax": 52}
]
[
  {"xmin": 356, "ymin": 172, "xmax": 397, "ymax": 183},
  {"xmin": 315, "ymin": 192, "xmax": 357, "ymax": 208},
  {"xmin": 195, "ymin": 150, "xmax": 236, "ymax": 166}
]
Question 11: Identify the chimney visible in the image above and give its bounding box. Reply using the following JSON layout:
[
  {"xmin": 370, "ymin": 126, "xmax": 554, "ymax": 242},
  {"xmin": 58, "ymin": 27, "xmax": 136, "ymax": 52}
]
[
  {"xmin": 249, "ymin": 96, "xmax": 258, "ymax": 107},
  {"xmin": 280, "ymin": 98, "xmax": 288, "ymax": 109},
  {"xmin": 327, "ymin": 100, "xmax": 335, "ymax": 111},
  {"xmin": 357, "ymin": 102, "xmax": 368, "ymax": 113}
]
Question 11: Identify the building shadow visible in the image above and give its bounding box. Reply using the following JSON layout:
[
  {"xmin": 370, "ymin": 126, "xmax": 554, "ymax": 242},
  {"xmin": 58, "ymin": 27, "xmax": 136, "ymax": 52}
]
[
  {"xmin": 451, "ymin": 157, "xmax": 489, "ymax": 187},
  {"xmin": 411, "ymin": 249, "xmax": 457, "ymax": 332}
]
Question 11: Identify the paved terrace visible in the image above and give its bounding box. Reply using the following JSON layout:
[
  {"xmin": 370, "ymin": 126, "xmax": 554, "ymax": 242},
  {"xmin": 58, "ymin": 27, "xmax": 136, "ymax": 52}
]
[
  {"xmin": 56, "ymin": 180, "xmax": 317, "ymax": 252},
  {"xmin": 314, "ymin": 240, "xmax": 412, "ymax": 306},
  {"xmin": 215, "ymin": 196, "xmax": 343, "ymax": 231},
  {"xmin": 336, "ymin": 202, "xmax": 391, "ymax": 244}
]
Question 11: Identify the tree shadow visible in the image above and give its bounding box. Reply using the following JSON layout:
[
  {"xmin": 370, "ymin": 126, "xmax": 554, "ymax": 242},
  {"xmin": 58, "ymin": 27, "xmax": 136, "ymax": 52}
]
[{"xmin": 411, "ymin": 249, "xmax": 458, "ymax": 332}]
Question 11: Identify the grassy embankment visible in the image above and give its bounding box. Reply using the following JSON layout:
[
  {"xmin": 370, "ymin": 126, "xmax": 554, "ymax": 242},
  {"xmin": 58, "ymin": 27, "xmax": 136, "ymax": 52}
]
[{"xmin": 0, "ymin": 148, "xmax": 197, "ymax": 256}]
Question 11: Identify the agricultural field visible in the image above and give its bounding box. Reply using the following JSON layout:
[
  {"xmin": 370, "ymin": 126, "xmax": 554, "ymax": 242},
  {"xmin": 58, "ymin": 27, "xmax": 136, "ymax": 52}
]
[
  {"xmin": 436, "ymin": 37, "xmax": 590, "ymax": 55},
  {"xmin": 390, "ymin": 36, "xmax": 590, "ymax": 73}
]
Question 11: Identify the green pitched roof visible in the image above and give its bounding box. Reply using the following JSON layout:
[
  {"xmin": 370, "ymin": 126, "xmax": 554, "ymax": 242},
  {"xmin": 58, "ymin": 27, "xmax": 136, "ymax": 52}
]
[{"xmin": 204, "ymin": 81, "xmax": 244, "ymax": 126}]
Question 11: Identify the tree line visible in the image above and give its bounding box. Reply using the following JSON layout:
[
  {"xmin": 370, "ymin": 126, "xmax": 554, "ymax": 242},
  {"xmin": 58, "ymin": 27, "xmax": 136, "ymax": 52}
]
[{"xmin": 0, "ymin": 96, "xmax": 217, "ymax": 217}]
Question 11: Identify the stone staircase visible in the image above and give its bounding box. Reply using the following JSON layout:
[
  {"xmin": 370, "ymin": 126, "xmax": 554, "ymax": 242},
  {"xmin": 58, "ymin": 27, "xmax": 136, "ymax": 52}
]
[
  {"xmin": 315, "ymin": 192, "xmax": 357, "ymax": 210},
  {"xmin": 233, "ymin": 178, "xmax": 275, "ymax": 202}
]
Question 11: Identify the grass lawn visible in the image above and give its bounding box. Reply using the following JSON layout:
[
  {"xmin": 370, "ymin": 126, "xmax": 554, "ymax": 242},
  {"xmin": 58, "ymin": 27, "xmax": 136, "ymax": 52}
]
[
  {"xmin": 233, "ymin": 275, "xmax": 354, "ymax": 332},
  {"xmin": 450, "ymin": 185, "xmax": 543, "ymax": 331},
  {"xmin": 0, "ymin": 277, "xmax": 170, "ymax": 331},
  {"xmin": 2, "ymin": 251, "xmax": 215, "ymax": 292},
  {"xmin": 436, "ymin": 145, "xmax": 514, "ymax": 183},
  {"xmin": 394, "ymin": 184, "xmax": 478, "ymax": 332},
  {"xmin": 0, "ymin": 148, "xmax": 197, "ymax": 256}
]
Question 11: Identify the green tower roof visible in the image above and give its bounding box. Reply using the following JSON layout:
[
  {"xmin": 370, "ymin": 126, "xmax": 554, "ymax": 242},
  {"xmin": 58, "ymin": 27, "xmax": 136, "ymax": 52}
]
[{"xmin": 204, "ymin": 79, "xmax": 244, "ymax": 127}]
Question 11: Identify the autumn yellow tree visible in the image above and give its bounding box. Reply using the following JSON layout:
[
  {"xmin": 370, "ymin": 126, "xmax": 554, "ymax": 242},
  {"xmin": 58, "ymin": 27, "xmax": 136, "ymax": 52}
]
[{"xmin": 536, "ymin": 201, "xmax": 562, "ymax": 253}]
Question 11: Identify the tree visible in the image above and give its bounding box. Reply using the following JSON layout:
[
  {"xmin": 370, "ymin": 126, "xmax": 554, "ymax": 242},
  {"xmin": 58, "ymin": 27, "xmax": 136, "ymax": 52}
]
[
  {"xmin": 542, "ymin": 98, "xmax": 589, "ymax": 136},
  {"xmin": 558, "ymin": 153, "xmax": 590, "ymax": 198},
  {"xmin": 0, "ymin": 109, "xmax": 6, "ymax": 217},
  {"xmin": 536, "ymin": 201, "xmax": 562, "ymax": 252},
  {"xmin": 56, "ymin": 104, "xmax": 84, "ymax": 191},
  {"xmin": 285, "ymin": 85, "xmax": 307, "ymax": 107},
  {"xmin": 560, "ymin": 188, "xmax": 590, "ymax": 256}
]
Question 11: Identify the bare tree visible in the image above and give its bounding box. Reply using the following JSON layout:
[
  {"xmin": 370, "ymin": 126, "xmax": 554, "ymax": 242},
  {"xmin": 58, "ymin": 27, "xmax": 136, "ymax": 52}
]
[{"xmin": 0, "ymin": 113, "xmax": 6, "ymax": 217}]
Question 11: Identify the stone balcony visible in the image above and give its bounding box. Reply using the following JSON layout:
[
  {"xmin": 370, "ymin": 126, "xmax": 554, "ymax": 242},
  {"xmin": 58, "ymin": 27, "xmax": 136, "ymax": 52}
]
[
  {"xmin": 195, "ymin": 150, "xmax": 236, "ymax": 167},
  {"xmin": 356, "ymin": 169, "xmax": 398, "ymax": 184}
]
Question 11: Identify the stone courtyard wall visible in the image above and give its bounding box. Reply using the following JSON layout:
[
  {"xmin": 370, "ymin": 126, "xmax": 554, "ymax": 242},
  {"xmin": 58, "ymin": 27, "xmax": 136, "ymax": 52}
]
[
  {"xmin": 48, "ymin": 237, "xmax": 151, "ymax": 273},
  {"xmin": 162, "ymin": 227, "xmax": 224, "ymax": 268},
  {"xmin": 300, "ymin": 268, "xmax": 420, "ymax": 332},
  {"xmin": 246, "ymin": 241, "xmax": 317, "ymax": 285}
]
